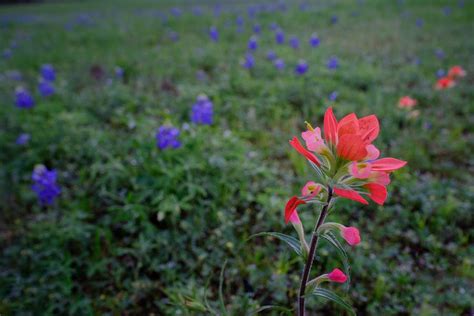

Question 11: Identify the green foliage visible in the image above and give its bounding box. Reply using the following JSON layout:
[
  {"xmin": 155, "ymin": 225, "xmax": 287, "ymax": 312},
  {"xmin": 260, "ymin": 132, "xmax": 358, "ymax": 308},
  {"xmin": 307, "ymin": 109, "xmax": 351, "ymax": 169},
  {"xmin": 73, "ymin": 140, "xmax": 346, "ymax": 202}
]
[{"xmin": 1, "ymin": 0, "xmax": 473, "ymax": 315}]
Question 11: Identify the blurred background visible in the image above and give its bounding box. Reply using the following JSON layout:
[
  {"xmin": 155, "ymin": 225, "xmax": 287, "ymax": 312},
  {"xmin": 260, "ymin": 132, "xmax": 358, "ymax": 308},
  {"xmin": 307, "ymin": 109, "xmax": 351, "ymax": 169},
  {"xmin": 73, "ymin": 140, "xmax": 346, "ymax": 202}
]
[{"xmin": 0, "ymin": 0, "xmax": 473, "ymax": 315}]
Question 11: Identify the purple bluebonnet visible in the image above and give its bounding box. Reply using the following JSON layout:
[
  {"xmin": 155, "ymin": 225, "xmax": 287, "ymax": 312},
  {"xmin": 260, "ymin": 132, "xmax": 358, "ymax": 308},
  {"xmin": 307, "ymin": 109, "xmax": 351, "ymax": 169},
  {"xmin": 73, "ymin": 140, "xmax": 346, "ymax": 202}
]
[
  {"xmin": 236, "ymin": 16, "xmax": 244, "ymax": 27},
  {"xmin": 40, "ymin": 64, "xmax": 55, "ymax": 82},
  {"xmin": 191, "ymin": 94, "xmax": 213, "ymax": 125},
  {"xmin": 31, "ymin": 165, "xmax": 61, "ymax": 205},
  {"xmin": 289, "ymin": 36, "xmax": 299, "ymax": 49},
  {"xmin": 274, "ymin": 58, "xmax": 285, "ymax": 70},
  {"xmin": 170, "ymin": 7, "xmax": 182, "ymax": 17},
  {"xmin": 115, "ymin": 66, "xmax": 124, "ymax": 78},
  {"xmin": 266, "ymin": 50, "xmax": 277, "ymax": 61},
  {"xmin": 168, "ymin": 31, "xmax": 179, "ymax": 42},
  {"xmin": 253, "ymin": 24, "xmax": 261, "ymax": 34},
  {"xmin": 16, "ymin": 133, "xmax": 30, "ymax": 145},
  {"xmin": 329, "ymin": 91, "xmax": 338, "ymax": 101},
  {"xmin": 270, "ymin": 22, "xmax": 278, "ymax": 31},
  {"xmin": 241, "ymin": 54, "xmax": 255, "ymax": 69},
  {"xmin": 209, "ymin": 26, "xmax": 219, "ymax": 41},
  {"xmin": 327, "ymin": 57, "xmax": 339, "ymax": 70},
  {"xmin": 436, "ymin": 69, "xmax": 446, "ymax": 78},
  {"xmin": 156, "ymin": 126, "xmax": 181, "ymax": 150},
  {"xmin": 15, "ymin": 88, "xmax": 35, "ymax": 109},
  {"xmin": 309, "ymin": 33, "xmax": 320, "ymax": 47},
  {"xmin": 435, "ymin": 49, "xmax": 445, "ymax": 59},
  {"xmin": 442, "ymin": 6, "xmax": 451, "ymax": 16},
  {"xmin": 330, "ymin": 15, "xmax": 338, "ymax": 24},
  {"xmin": 416, "ymin": 18, "xmax": 424, "ymax": 28},
  {"xmin": 38, "ymin": 80, "xmax": 55, "ymax": 97},
  {"xmin": 295, "ymin": 60, "xmax": 308, "ymax": 75},
  {"xmin": 275, "ymin": 29, "xmax": 285, "ymax": 44},
  {"xmin": 196, "ymin": 69, "xmax": 208, "ymax": 81},
  {"xmin": 3, "ymin": 48, "xmax": 12, "ymax": 59},
  {"xmin": 248, "ymin": 36, "xmax": 258, "ymax": 50}
]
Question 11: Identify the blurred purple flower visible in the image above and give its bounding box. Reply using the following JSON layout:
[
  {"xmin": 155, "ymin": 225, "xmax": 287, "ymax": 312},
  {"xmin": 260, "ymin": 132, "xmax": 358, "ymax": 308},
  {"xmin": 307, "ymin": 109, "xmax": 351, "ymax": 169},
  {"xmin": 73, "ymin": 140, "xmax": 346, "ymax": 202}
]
[
  {"xmin": 275, "ymin": 29, "xmax": 285, "ymax": 44},
  {"xmin": 274, "ymin": 58, "xmax": 285, "ymax": 70},
  {"xmin": 115, "ymin": 66, "xmax": 124, "ymax": 78},
  {"xmin": 241, "ymin": 54, "xmax": 255, "ymax": 69},
  {"xmin": 40, "ymin": 64, "xmax": 55, "ymax": 82},
  {"xmin": 248, "ymin": 36, "xmax": 258, "ymax": 50},
  {"xmin": 15, "ymin": 88, "xmax": 35, "ymax": 109},
  {"xmin": 168, "ymin": 31, "xmax": 179, "ymax": 42},
  {"xmin": 435, "ymin": 49, "xmax": 445, "ymax": 59},
  {"xmin": 329, "ymin": 91, "xmax": 338, "ymax": 101},
  {"xmin": 170, "ymin": 7, "xmax": 182, "ymax": 17},
  {"xmin": 209, "ymin": 26, "xmax": 219, "ymax": 41},
  {"xmin": 436, "ymin": 69, "xmax": 446, "ymax": 78},
  {"xmin": 266, "ymin": 50, "xmax": 277, "ymax": 61},
  {"xmin": 330, "ymin": 15, "xmax": 338, "ymax": 24},
  {"xmin": 309, "ymin": 33, "xmax": 320, "ymax": 47},
  {"xmin": 32, "ymin": 165, "xmax": 61, "ymax": 205},
  {"xmin": 416, "ymin": 18, "xmax": 424, "ymax": 27},
  {"xmin": 295, "ymin": 60, "xmax": 308, "ymax": 75},
  {"xmin": 3, "ymin": 48, "xmax": 12, "ymax": 59},
  {"xmin": 327, "ymin": 57, "xmax": 339, "ymax": 70},
  {"xmin": 442, "ymin": 6, "xmax": 451, "ymax": 15},
  {"xmin": 16, "ymin": 133, "xmax": 30, "ymax": 145},
  {"xmin": 191, "ymin": 94, "xmax": 213, "ymax": 125},
  {"xmin": 253, "ymin": 24, "xmax": 261, "ymax": 34},
  {"xmin": 270, "ymin": 22, "xmax": 278, "ymax": 31},
  {"xmin": 156, "ymin": 126, "xmax": 181, "ymax": 150},
  {"xmin": 289, "ymin": 36, "xmax": 299, "ymax": 49},
  {"xmin": 38, "ymin": 80, "xmax": 55, "ymax": 97},
  {"xmin": 236, "ymin": 16, "xmax": 244, "ymax": 26}
]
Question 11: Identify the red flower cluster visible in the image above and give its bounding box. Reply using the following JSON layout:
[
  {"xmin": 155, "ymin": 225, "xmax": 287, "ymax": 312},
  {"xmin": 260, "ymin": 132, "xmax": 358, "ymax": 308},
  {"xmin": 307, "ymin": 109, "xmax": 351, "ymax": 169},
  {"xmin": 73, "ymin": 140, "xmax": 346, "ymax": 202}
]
[
  {"xmin": 285, "ymin": 107, "xmax": 407, "ymax": 223},
  {"xmin": 436, "ymin": 65, "xmax": 466, "ymax": 90}
]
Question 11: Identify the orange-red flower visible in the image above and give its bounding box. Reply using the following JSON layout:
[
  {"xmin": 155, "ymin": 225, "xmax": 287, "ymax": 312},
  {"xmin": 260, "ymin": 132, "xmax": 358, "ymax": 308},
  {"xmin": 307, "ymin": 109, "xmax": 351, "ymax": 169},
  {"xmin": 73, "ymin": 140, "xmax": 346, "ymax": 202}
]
[
  {"xmin": 448, "ymin": 65, "xmax": 466, "ymax": 79},
  {"xmin": 284, "ymin": 196, "xmax": 306, "ymax": 224},
  {"xmin": 435, "ymin": 76, "xmax": 455, "ymax": 90},
  {"xmin": 398, "ymin": 96, "xmax": 417, "ymax": 109}
]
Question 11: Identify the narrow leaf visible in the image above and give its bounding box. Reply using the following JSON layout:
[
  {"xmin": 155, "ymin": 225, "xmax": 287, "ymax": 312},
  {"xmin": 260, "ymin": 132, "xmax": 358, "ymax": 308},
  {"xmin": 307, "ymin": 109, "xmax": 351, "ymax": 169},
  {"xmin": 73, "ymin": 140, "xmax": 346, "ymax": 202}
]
[
  {"xmin": 249, "ymin": 305, "xmax": 293, "ymax": 315},
  {"xmin": 249, "ymin": 232, "xmax": 302, "ymax": 257},
  {"xmin": 218, "ymin": 260, "xmax": 227, "ymax": 314},
  {"xmin": 311, "ymin": 288, "xmax": 356, "ymax": 315}
]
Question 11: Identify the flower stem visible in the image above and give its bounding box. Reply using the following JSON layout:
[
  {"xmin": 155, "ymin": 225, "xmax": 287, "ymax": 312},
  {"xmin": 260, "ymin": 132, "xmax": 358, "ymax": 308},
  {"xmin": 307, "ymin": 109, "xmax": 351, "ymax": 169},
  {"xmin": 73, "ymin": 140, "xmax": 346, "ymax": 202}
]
[{"xmin": 298, "ymin": 186, "xmax": 333, "ymax": 316}]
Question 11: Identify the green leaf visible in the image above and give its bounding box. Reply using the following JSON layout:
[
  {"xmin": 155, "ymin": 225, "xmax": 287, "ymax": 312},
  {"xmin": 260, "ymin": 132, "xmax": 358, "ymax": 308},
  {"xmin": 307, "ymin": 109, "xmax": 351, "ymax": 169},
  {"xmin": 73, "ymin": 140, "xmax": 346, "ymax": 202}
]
[
  {"xmin": 249, "ymin": 232, "xmax": 302, "ymax": 257},
  {"xmin": 248, "ymin": 305, "xmax": 293, "ymax": 315},
  {"xmin": 310, "ymin": 288, "xmax": 356, "ymax": 315},
  {"xmin": 321, "ymin": 232, "xmax": 351, "ymax": 288},
  {"xmin": 218, "ymin": 260, "xmax": 227, "ymax": 314}
]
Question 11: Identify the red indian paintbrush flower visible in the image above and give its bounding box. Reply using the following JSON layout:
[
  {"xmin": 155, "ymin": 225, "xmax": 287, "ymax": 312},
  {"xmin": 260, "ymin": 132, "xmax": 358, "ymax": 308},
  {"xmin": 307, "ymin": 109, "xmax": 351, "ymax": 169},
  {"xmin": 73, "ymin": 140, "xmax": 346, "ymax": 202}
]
[
  {"xmin": 435, "ymin": 76, "xmax": 455, "ymax": 90},
  {"xmin": 398, "ymin": 96, "xmax": 417, "ymax": 109},
  {"xmin": 287, "ymin": 107, "xmax": 406, "ymax": 208},
  {"xmin": 327, "ymin": 268, "xmax": 347, "ymax": 283},
  {"xmin": 447, "ymin": 65, "xmax": 466, "ymax": 79}
]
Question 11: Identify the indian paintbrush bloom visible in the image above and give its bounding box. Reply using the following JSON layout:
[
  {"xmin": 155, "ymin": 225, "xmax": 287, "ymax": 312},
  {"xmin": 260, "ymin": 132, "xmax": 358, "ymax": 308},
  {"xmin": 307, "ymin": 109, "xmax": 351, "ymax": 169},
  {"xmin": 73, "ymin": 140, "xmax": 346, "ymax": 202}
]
[
  {"xmin": 276, "ymin": 107, "xmax": 406, "ymax": 314},
  {"xmin": 40, "ymin": 64, "xmax": 56, "ymax": 81},
  {"xmin": 435, "ymin": 76, "xmax": 455, "ymax": 90},
  {"xmin": 398, "ymin": 96, "xmax": 417, "ymax": 109},
  {"xmin": 295, "ymin": 60, "xmax": 309, "ymax": 75},
  {"xmin": 156, "ymin": 126, "xmax": 181, "ymax": 150},
  {"xmin": 448, "ymin": 65, "xmax": 466, "ymax": 79},
  {"xmin": 32, "ymin": 165, "xmax": 61, "ymax": 205},
  {"xmin": 190, "ymin": 94, "xmax": 213, "ymax": 125},
  {"xmin": 15, "ymin": 87, "xmax": 35, "ymax": 109}
]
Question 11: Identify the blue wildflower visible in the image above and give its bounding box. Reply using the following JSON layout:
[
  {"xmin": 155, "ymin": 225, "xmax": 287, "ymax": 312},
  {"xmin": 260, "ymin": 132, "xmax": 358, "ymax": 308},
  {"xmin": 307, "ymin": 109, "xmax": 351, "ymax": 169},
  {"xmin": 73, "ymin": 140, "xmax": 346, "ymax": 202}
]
[
  {"xmin": 289, "ymin": 36, "xmax": 299, "ymax": 49},
  {"xmin": 274, "ymin": 58, "xmax": 285, "ymax": 70},
  {"xmin": 115, "ymin": 66, "xmax": 124, "ymax": 78},
  {"xmin": 416, "ymin": 18, "xmax": 424, "ymax": 27},
  {"xmin": 266, "ymin": 50, "xmax": 277, "ymax": 61},
  {"xmin": 248, "ymin": 36, "xmax": 258, "ymax": 50},
  {"xmin": 329, "ymin": 91, "xmax": 338, "ymax": 101},
  {"xmin": 16, "ymin": 133, "xmax": 30, "ymax": 145},
  {"xmin": 191, "ymin": 94, "xmax": 213, "ymax": 125},
  {"xmin": 209, "ymin": 26, "xmax": 219, "ymax": 41},
  {"xmin": 15, "ymin": 88, "xmax": 35, "ymax": 109},
  {"xmin": 38, "ymin": 80, "xmax": 55, "ymax": 97},
  {"xmin": 327, "ymin": 57, "xmax": 339, "ymax": 70},
  {"xmin": 275, "ymin": 29, "xmax": 285, "ymax": 44},
  {"xmin": 435, "ymin": 49, "xmax": 445, "ymax": 59},
  {"xmin": 295, "ymin": 60, "xmax": 308, "ymax": 75},
  {"xmin": 270, "ymin": 22, "xmax": 278, "ymax": 31},
  {"xmin": 40, "ymin": 64, "xmax": 56, "ymax": 82},
  {"xmin": 31, "ymin": 165, "xmax": 61, "ymax": 205},
  {"xmin": 3, "ymin": 48, "xmax": 12, "ymax": 59},
  {"xmin": 436, "ymin": 69, "xmax": 446, "ymax": 78},
  {"xmin": 156, "ymin": 126, "xmax": 181, "ymax": 150},
  {"xmin": 309, "ymin": 33, "xmax": 320, "ymax": 47},
  {"xmin": 253, "ymin": 24, "xmax": 261, "ymax": 34},
  {"xmin": 330, "ymin": 15, "xmax": 338, "ymax": 24},
  {"xmin": 241, "ymin": 54, "xmax": 255, "ymax": 69}
]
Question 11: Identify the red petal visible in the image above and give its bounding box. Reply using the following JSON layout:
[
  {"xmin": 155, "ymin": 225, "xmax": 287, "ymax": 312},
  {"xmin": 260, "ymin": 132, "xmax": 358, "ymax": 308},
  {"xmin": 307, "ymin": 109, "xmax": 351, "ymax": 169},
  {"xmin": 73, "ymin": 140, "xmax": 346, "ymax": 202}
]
[
  {"xmin": 334, "ymin": 187, "xmax": 368, "ymax": 205},
  {"xmin": 371, "ymin": 158, "xmax": 407, "ymax": 172},
  {"xmin": 337, "ymin": 113, "xmax": 359, "ymax": 138},
  {"xmin": 336, "ymin": 134, "xmax": 368, "ymax": 161},
  {"xmin": 289, "ymin": 137, "xmax": 320, "ymax": 166},
  {"xmin": 323, "ymin": 107, "xmax": 338, "ymax": 144},
  {"xmin": 365, "ymin": 183, "xmax": 387, "ymax": 205},
  {"xmin": 358, "ymin": 115, "xmax": 379, "ymax": 144},
  {"xmin": 284, "ymin": 196, "xmax": 306, "ymax": 224}
]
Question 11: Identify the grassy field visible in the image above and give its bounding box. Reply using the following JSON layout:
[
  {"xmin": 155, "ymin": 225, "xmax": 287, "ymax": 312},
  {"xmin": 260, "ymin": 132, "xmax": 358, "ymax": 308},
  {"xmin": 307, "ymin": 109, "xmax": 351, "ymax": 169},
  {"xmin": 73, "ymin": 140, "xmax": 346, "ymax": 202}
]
[{"xmin": 1, "ymin": 0, "xmax": 473, "ymax": 315}]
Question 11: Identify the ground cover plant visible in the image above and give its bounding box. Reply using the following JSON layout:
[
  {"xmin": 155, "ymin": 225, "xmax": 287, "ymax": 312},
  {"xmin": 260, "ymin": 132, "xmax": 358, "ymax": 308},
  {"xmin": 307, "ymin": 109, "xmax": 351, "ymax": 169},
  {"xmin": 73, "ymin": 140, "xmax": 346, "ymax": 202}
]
[{"xmin": 0, "ymin": 0, "xmax": 473, "ymax": 315}]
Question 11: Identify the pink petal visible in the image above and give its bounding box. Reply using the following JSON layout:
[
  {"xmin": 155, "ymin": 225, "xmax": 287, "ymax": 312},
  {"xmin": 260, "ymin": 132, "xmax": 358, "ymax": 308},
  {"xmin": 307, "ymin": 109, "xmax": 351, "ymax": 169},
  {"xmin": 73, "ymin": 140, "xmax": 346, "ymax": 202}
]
[
  {"xmin": 371, "ymin": 158, "xmax": 407, "ymax": 172},
  {"xmin": 334, "ymin": 187, "xmax": 368, "ymax": 205},
  {"xmin": 289, "ymin": 137, "xmax": 321, "ymax": 166},
  {"xmin": 327, "ymin": 268, "xmax": 347, "ymax": 283},
  {"xmin": 341, "ymin": 226, "xmax": 361, "ymax": 246}
]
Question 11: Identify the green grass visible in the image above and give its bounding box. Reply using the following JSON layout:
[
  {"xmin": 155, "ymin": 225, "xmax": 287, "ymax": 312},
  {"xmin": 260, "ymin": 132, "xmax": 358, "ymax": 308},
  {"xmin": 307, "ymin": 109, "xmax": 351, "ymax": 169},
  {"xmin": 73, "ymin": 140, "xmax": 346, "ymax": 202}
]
[{"xmin": 1, "ymin": 0, "xmax": 473, "ymax": 315}]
